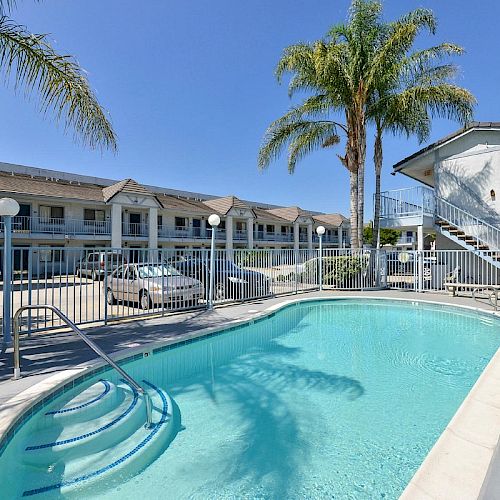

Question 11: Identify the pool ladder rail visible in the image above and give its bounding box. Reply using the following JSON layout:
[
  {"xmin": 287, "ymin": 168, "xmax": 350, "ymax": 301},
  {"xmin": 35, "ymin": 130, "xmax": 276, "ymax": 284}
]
[{"xmin": 12, "ymin": 304, "xmax": 154, "ymax": 429}]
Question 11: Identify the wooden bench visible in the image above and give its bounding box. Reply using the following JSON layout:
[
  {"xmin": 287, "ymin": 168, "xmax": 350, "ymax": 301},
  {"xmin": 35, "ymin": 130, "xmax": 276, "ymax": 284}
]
[{"xmin": 444, "ymin": 282, "xmax": 500, "ymax": 311}]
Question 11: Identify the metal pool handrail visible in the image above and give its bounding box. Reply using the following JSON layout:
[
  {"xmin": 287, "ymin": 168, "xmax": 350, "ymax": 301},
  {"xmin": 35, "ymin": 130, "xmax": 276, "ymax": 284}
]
[{"xmin": 12, "ymin": 304, "xmax": 154, "ymax": 429}]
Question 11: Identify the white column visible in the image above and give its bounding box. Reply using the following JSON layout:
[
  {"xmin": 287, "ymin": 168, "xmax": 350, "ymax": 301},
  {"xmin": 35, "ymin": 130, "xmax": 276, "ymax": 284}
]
[
  {"xmin": 111, "ymin": 203, "xmax": 122, "ymax": 248},
  {"xmin": 226, "ymin": 215, "xmax": 234, "ymax": 259},
  {"xmin": 148, "ymin": 207, "xmax": 158, "ymax": 249},
  {"xmin": 417, "ymin": 225, "xmax": 424, "ymax": 251},
  {"xmin": 247, "ymin": 217, "xmax": 254, "ymax": 249},
  {"xmin": 307, "ymin": 223, "xmax": 313, "ymax": 250},
  {"xmin": 293, "ymin": 222, "xmax": 300, "ymax": 251}
]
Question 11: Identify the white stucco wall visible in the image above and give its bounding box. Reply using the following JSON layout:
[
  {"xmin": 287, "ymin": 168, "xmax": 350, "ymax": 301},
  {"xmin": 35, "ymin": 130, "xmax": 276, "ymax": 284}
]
[{"xmin": 434, "ymin": 130, "xmax": 500, "ymax": 226}]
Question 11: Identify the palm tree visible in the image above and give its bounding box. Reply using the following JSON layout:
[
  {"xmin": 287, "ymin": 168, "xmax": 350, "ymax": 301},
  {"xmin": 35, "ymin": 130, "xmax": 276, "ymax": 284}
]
[
  {"xmin": 258, "ymin": 1, "xmax": 377, "ymax": 248},
  {"xmin": 0, "ymin": 1, "xmax": 117, "ymax": 150},
  {"xmin": 258, "ymin": 1, "xmax": 439, "ymax": 248},
  {"xmin": 369, "ymin": 18, "xmax": 475, "ymax": 248}
]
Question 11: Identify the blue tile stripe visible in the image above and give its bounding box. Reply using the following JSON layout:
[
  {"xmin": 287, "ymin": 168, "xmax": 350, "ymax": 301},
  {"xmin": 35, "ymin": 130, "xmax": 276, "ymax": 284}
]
[
  {"xmin": 25, "ymin": 380, "xmax": 138, "ymax": 451},
  {"xmin": 45, "ymin": 380, "xmax": 111, "ymax": 416},
  {"xmin": 22, "ymin": 380, "xmax": 168, "ymax": 497}
]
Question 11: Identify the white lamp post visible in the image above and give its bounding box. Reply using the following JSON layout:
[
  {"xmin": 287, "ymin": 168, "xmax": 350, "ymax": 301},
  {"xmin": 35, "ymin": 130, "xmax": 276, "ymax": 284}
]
[
  {"xmin": 0, "ymin": 198, "xmax": 20, "ymax": 344},
  {"xmin": 316, "ymin": 225, "xmax": 326, "ymax": 291},
  {"xmin": 208, "ymin": 214, "xmax": 221, "ymax": 310}
]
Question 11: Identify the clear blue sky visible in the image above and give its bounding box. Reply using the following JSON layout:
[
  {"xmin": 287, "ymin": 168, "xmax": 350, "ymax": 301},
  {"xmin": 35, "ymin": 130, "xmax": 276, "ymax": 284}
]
[{"xmin": 1, "ymin": 0, "xmax": 499, "ymax": 218}]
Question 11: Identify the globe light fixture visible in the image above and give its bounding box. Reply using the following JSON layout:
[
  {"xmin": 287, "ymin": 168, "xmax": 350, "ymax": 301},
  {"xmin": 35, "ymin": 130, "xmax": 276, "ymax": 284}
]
[
  {"xmin": 208, "ymin": 214, "xmax": 221, "ymax": 227},
  {"xmin": 316, "ymin": 225, "xmax": 326, "ymax": 236}
]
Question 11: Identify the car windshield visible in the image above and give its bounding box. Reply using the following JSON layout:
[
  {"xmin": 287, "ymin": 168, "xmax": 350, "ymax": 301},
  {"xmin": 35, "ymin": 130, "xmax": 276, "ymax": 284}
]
[{"xmin": 137, "ymin": 264, "xmax": 182, "ymax": 278}]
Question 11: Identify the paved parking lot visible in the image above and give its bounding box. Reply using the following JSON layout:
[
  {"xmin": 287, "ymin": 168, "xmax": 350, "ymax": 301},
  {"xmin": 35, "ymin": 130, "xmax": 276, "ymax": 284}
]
[{"xmin": 0, "ymin": 273, "xmax": 318, "ymax": 332}]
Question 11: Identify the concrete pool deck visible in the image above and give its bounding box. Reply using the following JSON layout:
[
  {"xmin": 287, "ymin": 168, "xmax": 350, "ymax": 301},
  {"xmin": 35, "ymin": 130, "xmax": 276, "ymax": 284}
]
[{"xmin": 1, "ymin": 289, "xmax": 499, "ymax": 499}]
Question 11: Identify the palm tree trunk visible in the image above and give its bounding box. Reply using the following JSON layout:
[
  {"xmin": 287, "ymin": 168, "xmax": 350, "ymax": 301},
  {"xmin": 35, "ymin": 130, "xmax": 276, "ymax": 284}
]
[
  {"xmin": 349, "ymin": 169, "xmax": 359, "ymax": 248},
  {"xmin": 356, "ymin": 124, "xmax": 366, "ymax": 247},
  {"xmin": 372, "ymin": 125, "xmax": 383, "ymax": 248}
]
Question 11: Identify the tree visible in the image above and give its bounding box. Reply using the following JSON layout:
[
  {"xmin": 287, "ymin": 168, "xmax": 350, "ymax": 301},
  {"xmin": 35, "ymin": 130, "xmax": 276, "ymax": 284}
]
[
  {"xmin": 0, "ymin": 1, "xmax": 117, "ymax": 150},
  {"xmin": 363, "ymin": 225, "xmax": 400, "ymax": 246},
  {"xmin": 258, "ymin": 0, "xmax": 385, "ymax": 248},
  {"xmin": 369, "ymin": 12, "xmax": 475, "ymax": 248}
]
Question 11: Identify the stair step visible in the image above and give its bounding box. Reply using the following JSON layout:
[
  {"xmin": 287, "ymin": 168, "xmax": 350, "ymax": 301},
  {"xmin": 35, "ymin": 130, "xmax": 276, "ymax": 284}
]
[
  {"xmin": 22, "ymin": 381, "xmax": 144, "ymax": 465},
  {"xmin": 20, "ymin": 381, "xmax": 175, "ymax": 499},
  {"xmin": 39, "ymin": 380, "xmax": 123, "ymax": 428}
]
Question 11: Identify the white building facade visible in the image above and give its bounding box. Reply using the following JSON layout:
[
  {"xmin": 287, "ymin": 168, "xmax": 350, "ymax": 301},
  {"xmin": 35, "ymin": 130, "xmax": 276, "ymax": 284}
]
[{"xmin": 0, "ymin": 162, "xmax": 350, "ymax": 267}]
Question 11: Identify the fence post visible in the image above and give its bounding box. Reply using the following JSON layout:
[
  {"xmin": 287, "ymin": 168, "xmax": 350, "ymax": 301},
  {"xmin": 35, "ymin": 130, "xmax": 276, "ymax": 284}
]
[
  {"xmin": 417, "ymin": 250, "xmax": 424, "ymax": 293},
  {"xmin": 2, "ymin": 216, "xmax": 13, "ymax": 344},
  {"xmin": 27, "ymin": 249, "xmax": 32, "ymax": 335},
  {"xmin": 103, "ymin": 251, "xmax": 108, "ymax": 325}
]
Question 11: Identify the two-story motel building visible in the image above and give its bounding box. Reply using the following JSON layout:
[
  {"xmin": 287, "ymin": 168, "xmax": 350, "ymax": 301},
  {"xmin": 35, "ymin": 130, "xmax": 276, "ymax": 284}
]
[{"xmin": 0, "ymin": 162, "xmax": 349, "ymax": 268}]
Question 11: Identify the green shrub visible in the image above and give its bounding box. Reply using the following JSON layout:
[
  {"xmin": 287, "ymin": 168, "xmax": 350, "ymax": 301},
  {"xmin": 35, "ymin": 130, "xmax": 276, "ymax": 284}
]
[{"xmin": 303, "ymin": 255, "xmax": 367, "ymax": 285}]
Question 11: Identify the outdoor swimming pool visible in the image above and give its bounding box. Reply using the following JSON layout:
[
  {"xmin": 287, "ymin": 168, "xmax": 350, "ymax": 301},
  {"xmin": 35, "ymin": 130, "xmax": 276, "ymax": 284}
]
[{"xmin": 1, "ymin": 299, "xmax": 499, "ymax": 499}]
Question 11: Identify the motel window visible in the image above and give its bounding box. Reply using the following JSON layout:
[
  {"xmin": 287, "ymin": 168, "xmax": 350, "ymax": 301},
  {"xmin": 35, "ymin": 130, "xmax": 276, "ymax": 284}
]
[
  {"xmin": 280, "ymin": 226, "xmax": 288, "ymax": 234},
  {"xmin": 84, "ymin": 209, "xmax": 105, "ymax": 222},
  {"xmin": 236, "ymin": 221, "xmax": 246, "ymax": 231},
  {"xmin": 158, "ymin": 215, "xmax": 163, "ymax": 227},
  {"xmin": 266, "ymin": 225, "xmax": 274, "ymax": 233},
  {"xmin": 175, "ymin": 217, "xmax": 187, "ymax": 228},
  {"xmin": 40, "ymin": 205, "xmax": 64, "ymax": 221}
]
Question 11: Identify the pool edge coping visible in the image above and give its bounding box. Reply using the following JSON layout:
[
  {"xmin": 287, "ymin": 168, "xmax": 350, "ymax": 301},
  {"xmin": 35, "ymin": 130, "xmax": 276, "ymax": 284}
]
[{"xmin": 1, "ymin": 294, "xmax": 499, "ymax": 499}]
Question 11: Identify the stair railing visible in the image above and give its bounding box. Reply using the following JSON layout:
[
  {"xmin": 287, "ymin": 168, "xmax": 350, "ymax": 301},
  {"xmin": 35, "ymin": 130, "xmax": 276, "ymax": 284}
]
[
  {"xmin": 435, "ymin": 197, "xmax": 500, "ymax": 251},
  {"xmin": 12, "ymin": 304, "xmax": 154, "ymax": 429}
]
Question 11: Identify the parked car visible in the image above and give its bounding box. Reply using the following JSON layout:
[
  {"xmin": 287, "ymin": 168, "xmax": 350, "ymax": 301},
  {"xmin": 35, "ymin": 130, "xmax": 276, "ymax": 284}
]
[
  {"xmin": 172, "ymin": 258, "xmax": 271, "ymax": 300},
  {"xmin": 105, "ymin": 263, "xmax": 204, "ymax": 310},
  {"xmin": 76, "ymin": 251, "xmax": 127, "ymax": 281}
]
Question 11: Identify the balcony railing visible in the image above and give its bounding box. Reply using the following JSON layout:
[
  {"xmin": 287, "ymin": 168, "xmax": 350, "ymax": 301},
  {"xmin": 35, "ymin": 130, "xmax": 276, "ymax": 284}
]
[
  {"xmin": 254, "ymin": 231, "xmax": 294, "ymax": 242},
  {"xmin": 122, "ymin": 222, "xmax": 148, "ymax": 237},
  {"xmin": 396, "ymin": 235, "xmax": 415, "ymax": 245},
  {"xmin": 0, "ymin": 216, "xmax": 111, "ymax": 236},
  {"xmin": 234, "ymin": 230, "xmax": 247, "ymax": 241},
  {"xmin": 380, "ymin": 186, "xmax": 435, "ymax": 219}
]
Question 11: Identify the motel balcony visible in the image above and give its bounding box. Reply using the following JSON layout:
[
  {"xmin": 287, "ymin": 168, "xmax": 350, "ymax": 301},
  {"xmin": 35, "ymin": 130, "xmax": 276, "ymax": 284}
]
[
  {"xmin": 0, "ymin": 216, "xmax": 111, "ymax": 237},
  {"xmin": 158, "ymin": 226, "xmax": 226, "ymax": 240},
  {"xmin": 379, "ymin": 186, "xmax": 435, "ymax": 230},
  {"xmin": 122, "ymin": 222, "xmax": 149, "ymax": 237},
  {"xmin": 254, "ymin": 231, "xmax": 294, "ymax": 242}
]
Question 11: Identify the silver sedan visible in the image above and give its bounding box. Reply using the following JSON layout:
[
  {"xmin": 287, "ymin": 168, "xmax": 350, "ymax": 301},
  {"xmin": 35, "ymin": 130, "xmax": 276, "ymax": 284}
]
[{"xmin": 105, "ymin": 263, "xmax": 204, "ymax": 310}]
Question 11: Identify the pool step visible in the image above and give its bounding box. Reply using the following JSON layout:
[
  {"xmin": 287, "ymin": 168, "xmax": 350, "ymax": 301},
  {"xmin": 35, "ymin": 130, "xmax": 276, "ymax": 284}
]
[
  {"xmin": 23, "ymin": 381, "xmax": 146, "ymax": 466},
  {"xmin": 40, "ymin": 379, "xmax": 124, "ymax": 426},
  {"xmin": 18, "ymin": 380, "xmax": 176, "ymax": 498}
]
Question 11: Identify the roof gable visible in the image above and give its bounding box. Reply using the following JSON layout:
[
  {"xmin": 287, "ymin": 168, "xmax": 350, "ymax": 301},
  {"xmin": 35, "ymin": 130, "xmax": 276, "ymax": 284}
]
[
  {"xmin": 102, "ymin": 179, "xmax": 163, "ymax": 207},
  {"xmin": 204, "ymin": 195, "xmax": 254, "ymax": 216}
]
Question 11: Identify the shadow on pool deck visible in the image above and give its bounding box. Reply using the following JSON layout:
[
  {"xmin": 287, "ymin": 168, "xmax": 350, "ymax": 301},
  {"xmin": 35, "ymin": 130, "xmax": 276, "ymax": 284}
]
[{"xmin": 0, "ymin": 308, "xmax": 243, "ymax": 382}]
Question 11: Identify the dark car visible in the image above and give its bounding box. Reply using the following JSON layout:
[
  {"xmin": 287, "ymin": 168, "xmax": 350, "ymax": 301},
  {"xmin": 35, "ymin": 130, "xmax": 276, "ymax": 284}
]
[
  {"xmin": 172, "ymin": 258, "xmax": 271, "ymax": 300},
  {"xmin": 76, "ymin": 251, "xmax": 127, "ymax": 281}
]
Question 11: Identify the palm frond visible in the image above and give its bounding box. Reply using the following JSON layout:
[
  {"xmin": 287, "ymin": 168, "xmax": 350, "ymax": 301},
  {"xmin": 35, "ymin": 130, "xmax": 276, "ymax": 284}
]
[
  {"xmin": 288, "ymin": 122, "xmax": 340, "ymax": 173},
  {"xmin": 0, "ymin": 17, "xmax": 117, "ymax": 151}
]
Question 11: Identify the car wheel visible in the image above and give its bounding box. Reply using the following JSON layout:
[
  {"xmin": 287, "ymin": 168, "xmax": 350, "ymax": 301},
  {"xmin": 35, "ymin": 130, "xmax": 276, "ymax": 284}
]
[
  {"xmin": 215, "ymin": 282, "xmax": 226, "ymax": 301},
  {"xmin": 140, "ymin": 291, "xmax": 152, "ymax": 310},
  {"xmin": 106, "ymin": 288, "xmax": 116, "ymax": 305},
  {"xmin": 92, "ymin": 270, "xmax": 99, "ymax": 281}
]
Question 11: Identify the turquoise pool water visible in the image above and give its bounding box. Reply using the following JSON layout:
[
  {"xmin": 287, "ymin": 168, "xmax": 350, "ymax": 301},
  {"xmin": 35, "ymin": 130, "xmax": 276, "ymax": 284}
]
[{"xmin": 2, "ymin": 299, "xmax": 500, "ymax": 499}]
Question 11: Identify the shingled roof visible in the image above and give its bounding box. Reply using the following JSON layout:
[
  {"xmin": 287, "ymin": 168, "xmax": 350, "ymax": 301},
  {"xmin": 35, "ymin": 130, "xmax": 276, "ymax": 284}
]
[
  {"xmin": 253, "ymin": 207, "xmax": 290, "ymax": 223},
  {"xmin": 266, "ymin": 206, "xmax": 313, "ymax": 222},
  {"xmin": 0, "ymin": 173, "xmax": 105, "ymax": 202},
  {"xmin": 203, "ymin": 195, "xmax": 254, "ymax": 215},
  {"xmin": 157, "ymin": 194, "xmax": 212, "ymax": 214},
  {"xmin": 313, "ymin": 213, "xmax": 349, "ymax": 227}
]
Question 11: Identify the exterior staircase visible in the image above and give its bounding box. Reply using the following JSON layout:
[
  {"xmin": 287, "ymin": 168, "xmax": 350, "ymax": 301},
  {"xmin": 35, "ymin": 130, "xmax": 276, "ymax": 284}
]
[{"xmin": 435, "ymin": 197, "xmax": 500, "ymax": 268}]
